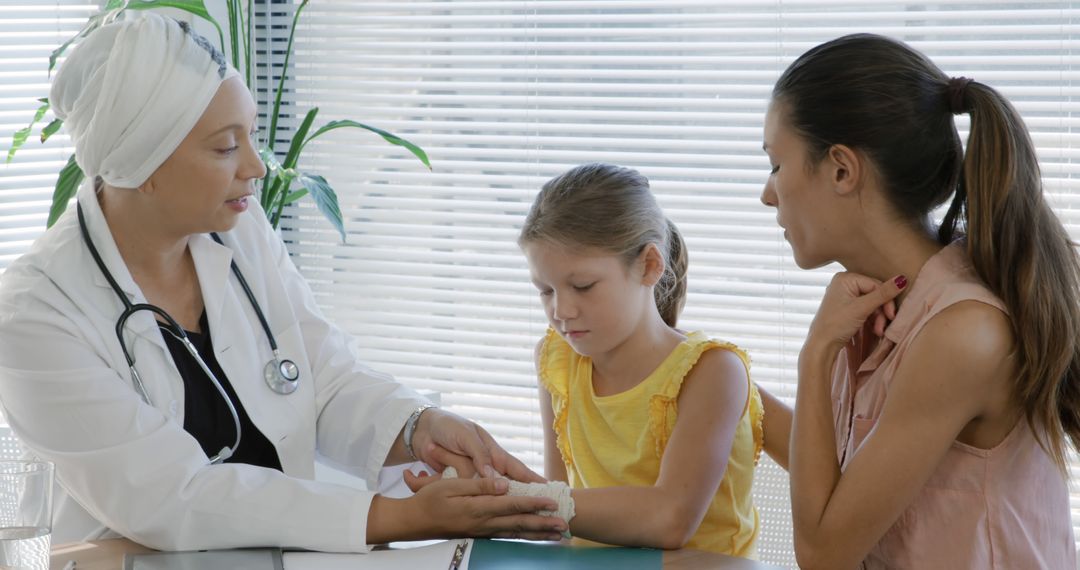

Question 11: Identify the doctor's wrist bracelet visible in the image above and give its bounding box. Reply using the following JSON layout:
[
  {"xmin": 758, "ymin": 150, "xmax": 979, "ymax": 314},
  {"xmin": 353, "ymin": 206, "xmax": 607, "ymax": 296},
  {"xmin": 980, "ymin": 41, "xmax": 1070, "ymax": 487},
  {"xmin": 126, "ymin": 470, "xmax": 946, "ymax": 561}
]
[{"xmin": 403, "ymin": 404, "xmax": 435, "ymax": 461}]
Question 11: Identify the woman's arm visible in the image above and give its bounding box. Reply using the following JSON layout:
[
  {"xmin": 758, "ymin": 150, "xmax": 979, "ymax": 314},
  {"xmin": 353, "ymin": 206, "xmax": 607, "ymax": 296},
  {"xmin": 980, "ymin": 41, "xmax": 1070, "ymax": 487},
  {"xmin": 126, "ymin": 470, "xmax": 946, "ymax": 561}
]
[
  {"xmin": 0, "ymin": 307, "xmax": 380, "ymax": 551},
  {"xmin": 758, "ymin": 386, "xmax": 792, "ymax": 470},
  {"xmin": 790, "ymin": 275, "xmax": 1014, "ymax": 569},
  {"xmin": 567, "ymin": 348, "xmax": 750, "ymax": 550},
  {"xmin": 367, "ymin": 477, "xmax": 566, "ymax": 543}
]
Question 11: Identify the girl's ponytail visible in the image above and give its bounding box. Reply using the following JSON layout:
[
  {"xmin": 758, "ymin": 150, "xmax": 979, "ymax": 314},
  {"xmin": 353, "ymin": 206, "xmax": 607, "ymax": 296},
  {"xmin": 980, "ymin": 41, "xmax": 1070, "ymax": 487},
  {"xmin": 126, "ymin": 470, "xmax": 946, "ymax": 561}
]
[{"xmin": 655, "ymin": 219, "xmax": 688, "ymax": 328}]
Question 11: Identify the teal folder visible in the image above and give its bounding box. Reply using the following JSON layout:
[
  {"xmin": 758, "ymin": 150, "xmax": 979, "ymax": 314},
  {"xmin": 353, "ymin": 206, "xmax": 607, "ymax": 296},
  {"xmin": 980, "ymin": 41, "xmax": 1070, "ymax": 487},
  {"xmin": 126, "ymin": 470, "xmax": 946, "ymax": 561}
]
[{"xmin": 468, "ymin": 539, "xmax": 662, "ymax": 570}]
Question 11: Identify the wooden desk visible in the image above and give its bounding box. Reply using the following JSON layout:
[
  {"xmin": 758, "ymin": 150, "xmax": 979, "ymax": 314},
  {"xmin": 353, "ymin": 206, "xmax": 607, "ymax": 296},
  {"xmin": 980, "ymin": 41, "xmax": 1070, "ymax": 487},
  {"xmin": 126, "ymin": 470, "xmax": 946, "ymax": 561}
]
[
  {"xmin": 51, "ymin": 538, "xmax": 787, "ymax": 569},
  {"xmin": 50, "ymin": 539, "xmax": 152, "ymax": 569}
]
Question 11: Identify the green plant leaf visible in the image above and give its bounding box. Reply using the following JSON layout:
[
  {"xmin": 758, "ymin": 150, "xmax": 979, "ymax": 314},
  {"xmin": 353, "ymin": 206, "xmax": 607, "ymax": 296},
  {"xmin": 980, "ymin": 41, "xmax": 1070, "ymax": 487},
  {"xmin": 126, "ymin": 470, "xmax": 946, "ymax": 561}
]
[
  {"xmin": 124, "ymin": 0, "xmax": 213, "ymax": 20},
  {"xmin": 281, "ymin": 108, "xmax": 319, "ymax": 170},
  {"xmin": 298, "ymin": 174, "xmax": 345, "ymax": 243},
  {"xmin": 259, "ymin": 147, "xmax": 284, "ymax": 175},
  {"xmin": 243, "ymin": 0, "xmax": 252, "ymax": 86},
  {"xmin": 268, "ymin": 109, "xmax": 319, "ymax": 225},
  {"xmin": 258, "ymin": 147, "xmax": 300, "ymax": 223},
  {"xmin": 257, "ymin": 147, "xmax": 281, "ymax": 213},
  {"xmin": 51, "ymin": 1, "xmax": 224, "ymax": 77},
  {"xmin": 48, "ymin": 155, "xmax": 85, "ymax": 228},
  {"xmin": 267, "ymin": 0, "xmax": 310, "ymax": 152},
  {"xmin": 226, "ymin": 0, "xmax": 239, "ymax": 68},
  {"xmin": 267, "ymin": 177, "xmax": 287, "ymax": 226},
  {"xmin": 123, "ymin": 0, "xmax": 224, "ymax": 52},
  {"xmin": 40, "ymin": 119, "xmax": 63, "ymax": 144},
  {"xmin": 49, "ymin": 12, "xmax": 105, "ymax": 76},
  {"xmin": 7, "ymin": 100, "xmax": 50, "ymax": 163},
  {"xmin": 283, "ymin": 189, "xmax": 308, "ymax": 203},
  {"xmin": 303, "ymin": 120, "xmax": 431, "ymax": 169},
  {"xmin": 6, "ymin": 129, "xmax": 32, "ymax": 164}
]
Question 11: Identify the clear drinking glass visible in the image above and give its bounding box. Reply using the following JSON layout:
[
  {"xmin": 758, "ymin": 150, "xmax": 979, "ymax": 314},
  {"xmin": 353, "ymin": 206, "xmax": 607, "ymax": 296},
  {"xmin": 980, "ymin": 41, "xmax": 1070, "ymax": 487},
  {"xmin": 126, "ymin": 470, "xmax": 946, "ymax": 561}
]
[{"xmin": 0, "ymin": 461, "xmax": 52, "ymax": 570}]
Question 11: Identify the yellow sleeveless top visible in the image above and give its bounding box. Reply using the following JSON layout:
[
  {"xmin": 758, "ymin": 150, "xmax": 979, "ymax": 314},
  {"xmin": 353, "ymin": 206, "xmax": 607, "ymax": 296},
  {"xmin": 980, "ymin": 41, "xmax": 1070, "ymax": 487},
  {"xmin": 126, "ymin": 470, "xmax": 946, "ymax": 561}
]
[{"xmin": 538, "ymin": 328, "xmax": 763, "ymax": 557}]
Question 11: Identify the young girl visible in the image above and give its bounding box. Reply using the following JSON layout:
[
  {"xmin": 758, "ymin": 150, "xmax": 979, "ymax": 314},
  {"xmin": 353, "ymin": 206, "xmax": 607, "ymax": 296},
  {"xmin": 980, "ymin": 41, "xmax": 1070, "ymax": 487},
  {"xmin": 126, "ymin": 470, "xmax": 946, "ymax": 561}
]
[
  {"xmin": 759, "ymin": 35, "xmax": 1078, "ymax": 568},
  {"xmin": 519, "ymin": 163, "xmax": 762, "ymax": 556}
]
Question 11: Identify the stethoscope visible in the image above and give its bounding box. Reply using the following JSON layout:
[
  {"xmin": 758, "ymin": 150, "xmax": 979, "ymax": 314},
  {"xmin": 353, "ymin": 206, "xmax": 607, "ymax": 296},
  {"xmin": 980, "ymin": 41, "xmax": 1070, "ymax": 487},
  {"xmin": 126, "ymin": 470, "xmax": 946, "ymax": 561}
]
[{"xmin": 77, "ymin": 201, "xmax": 300, "ymax": 464}]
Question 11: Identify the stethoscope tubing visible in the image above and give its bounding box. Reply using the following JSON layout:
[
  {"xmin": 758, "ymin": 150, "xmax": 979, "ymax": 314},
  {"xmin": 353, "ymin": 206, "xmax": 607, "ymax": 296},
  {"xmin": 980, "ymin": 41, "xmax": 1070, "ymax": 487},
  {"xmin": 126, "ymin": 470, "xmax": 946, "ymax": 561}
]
[{"xmin": 77, "ymin": 200, "xmax": 297, "ymax": 464}]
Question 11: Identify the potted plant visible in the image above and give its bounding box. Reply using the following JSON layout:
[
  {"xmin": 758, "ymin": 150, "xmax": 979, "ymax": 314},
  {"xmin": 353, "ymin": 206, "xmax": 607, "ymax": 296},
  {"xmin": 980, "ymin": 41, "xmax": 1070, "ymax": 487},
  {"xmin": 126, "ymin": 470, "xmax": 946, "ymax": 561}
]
[{"xmin": 5, "ymin": 0, "xmax": 429, "ymax": 242}]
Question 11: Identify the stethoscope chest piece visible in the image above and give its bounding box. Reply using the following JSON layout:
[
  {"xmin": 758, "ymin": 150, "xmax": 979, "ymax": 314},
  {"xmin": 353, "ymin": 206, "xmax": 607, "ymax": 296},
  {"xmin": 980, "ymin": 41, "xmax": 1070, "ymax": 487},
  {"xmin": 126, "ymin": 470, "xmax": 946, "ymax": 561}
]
[{"xmin": 265, "ymin": 358, "xmax": 300, "ymax": 395}]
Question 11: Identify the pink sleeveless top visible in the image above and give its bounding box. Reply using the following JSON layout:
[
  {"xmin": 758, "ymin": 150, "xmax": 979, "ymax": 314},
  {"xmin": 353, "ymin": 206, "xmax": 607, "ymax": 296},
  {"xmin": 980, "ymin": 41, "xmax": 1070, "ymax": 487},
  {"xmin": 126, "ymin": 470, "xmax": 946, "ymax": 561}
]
[{"xmin": 832, "ymin": 242, "xmax": 1076, "ymax": 569}]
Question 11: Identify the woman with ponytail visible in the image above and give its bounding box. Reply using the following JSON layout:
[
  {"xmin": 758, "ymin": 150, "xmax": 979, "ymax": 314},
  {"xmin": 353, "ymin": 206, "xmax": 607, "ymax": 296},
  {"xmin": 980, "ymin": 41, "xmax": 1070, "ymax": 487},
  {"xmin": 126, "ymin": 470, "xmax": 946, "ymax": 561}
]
[
  {"xmin": 517, "ymin": 163, "xmax": 763, "ymax": 556},
  {"xmin": 759, "ymin": 34, "xmax": 1077, "ymax": 568}
]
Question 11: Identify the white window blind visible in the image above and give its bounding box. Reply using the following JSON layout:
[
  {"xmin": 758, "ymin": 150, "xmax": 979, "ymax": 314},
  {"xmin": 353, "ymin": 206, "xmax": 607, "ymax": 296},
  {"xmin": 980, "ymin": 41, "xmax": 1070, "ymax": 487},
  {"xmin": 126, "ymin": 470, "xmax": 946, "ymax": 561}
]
[
  {"xmin": 276, "ymin": 1, "xmax": 1080, "ymax": 563},
  {"xmin": 0, "ymin": 1, "xmax": 96, "ymax": 268}
]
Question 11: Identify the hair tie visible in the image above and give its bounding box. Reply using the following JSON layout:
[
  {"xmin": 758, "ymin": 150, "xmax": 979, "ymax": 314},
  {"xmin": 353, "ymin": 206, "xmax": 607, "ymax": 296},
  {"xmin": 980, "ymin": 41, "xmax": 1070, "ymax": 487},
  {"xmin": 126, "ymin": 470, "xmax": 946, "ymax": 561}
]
[{"xmin": 947, "ymin": 76, "xmax": 974, "ymax": 114}]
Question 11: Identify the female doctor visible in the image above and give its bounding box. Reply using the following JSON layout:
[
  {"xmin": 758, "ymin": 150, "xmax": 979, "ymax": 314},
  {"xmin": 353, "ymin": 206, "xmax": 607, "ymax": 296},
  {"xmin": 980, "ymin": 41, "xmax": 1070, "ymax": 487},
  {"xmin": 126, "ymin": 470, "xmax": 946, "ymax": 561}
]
[{"xmin": 0, "ymin": 13, "xmax": 568, "ymax": 551}]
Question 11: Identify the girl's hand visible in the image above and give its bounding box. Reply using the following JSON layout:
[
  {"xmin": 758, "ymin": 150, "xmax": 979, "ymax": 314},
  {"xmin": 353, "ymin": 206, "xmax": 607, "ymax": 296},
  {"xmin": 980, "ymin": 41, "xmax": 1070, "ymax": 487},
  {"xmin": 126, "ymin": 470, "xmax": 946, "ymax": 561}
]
[
  {"xmin": 403, "ymin": 466, "xmax": 440, "ymax": 493},
  {"xmin": 412, "ymin": 409, "xmax": 545, "ymax": 483},
  {"xmin": 407, "ymin": 477, "xmax": 567, "ymax": 540},
  {"xmin": 806, "ymin": 272, "xmax": 907, "ymax": 354}
]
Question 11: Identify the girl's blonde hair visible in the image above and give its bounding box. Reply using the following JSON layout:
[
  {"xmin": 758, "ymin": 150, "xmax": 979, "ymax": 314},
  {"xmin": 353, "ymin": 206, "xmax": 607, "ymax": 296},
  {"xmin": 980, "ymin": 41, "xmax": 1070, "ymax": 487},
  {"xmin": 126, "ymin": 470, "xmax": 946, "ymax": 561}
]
[{"xmin": 519, "ymin": 163, "xmax": 688, "ymax": 327}]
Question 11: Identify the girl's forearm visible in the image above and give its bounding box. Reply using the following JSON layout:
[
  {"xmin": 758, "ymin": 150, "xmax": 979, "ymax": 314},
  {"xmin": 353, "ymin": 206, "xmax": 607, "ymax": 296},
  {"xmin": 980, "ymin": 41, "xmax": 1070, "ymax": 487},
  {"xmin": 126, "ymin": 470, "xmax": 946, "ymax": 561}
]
[{"xmin": 568, "ymin": 486, "xmax": 704, "ymax": 550}]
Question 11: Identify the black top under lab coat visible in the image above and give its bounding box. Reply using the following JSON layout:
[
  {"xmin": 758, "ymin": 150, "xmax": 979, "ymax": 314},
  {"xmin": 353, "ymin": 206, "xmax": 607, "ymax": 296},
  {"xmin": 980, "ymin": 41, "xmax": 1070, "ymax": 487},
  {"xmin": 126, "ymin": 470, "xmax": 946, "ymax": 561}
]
[{"xmin": 160, "ymin": 311, "xmax": 282, "ymax": 470}]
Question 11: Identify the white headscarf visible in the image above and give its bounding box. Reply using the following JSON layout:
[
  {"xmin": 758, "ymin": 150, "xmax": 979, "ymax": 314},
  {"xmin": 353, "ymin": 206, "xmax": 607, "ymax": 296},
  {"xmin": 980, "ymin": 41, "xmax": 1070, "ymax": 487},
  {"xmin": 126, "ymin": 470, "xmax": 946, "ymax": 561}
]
[{"xmin": 50, "ymin": 12, "xmax": 239, "ymax": 189}]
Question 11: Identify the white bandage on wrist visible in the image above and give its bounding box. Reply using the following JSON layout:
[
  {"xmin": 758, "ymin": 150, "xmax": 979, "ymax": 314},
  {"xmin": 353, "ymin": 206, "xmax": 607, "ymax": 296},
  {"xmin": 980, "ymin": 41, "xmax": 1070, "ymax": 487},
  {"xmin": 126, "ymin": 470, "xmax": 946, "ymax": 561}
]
[{"xmin": 442, "ymin": 466, "xmax": 575, "ymax": 538}]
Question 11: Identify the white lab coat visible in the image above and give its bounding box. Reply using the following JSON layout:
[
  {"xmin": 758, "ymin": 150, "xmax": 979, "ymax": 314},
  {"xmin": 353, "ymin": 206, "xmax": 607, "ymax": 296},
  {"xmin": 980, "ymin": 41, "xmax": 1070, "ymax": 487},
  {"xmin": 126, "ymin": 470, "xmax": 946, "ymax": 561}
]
[{"xmin": 0, "ymin": 182, "xmax": 427, "ymax": 551}]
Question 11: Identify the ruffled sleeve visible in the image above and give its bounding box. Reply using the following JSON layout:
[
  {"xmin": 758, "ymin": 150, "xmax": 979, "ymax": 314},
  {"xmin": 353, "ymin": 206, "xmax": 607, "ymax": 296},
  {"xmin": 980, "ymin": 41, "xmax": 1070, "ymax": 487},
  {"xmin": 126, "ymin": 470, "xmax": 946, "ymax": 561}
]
[
  {"xmin": 747, "ymin": 382, "xmax": 764, "ymax": 466},
  {"xmin": 648, "ymin": 334, "xmax": 756, "ymax": 459},
  {"xmin": 537, "ymin": 328, "xmax": 574, "ymax": 469}
]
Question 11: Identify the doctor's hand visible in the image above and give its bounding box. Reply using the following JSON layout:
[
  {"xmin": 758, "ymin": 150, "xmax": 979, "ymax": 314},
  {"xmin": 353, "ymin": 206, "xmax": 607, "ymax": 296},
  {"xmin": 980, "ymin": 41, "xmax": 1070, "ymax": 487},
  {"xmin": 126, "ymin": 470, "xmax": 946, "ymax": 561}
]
[
  {"xmin": 367, "ymin": 477, "xmax": 568, "ymax": 542},
  {"xmin": 411, "ymin": 408, "xmax": 545, "ymax": 483}
]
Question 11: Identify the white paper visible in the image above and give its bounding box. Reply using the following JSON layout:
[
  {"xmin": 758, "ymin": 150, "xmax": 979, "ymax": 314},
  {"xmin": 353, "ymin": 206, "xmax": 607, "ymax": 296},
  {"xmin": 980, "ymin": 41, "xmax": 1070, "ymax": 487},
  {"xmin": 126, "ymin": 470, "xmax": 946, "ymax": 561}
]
[
  {"xmin": 128, "ymin": 550, "xmax": 282, "ymax": 570},
  {"xmin": 283, "ymin": 539, "xmax": 471, "ymax": 570}
]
